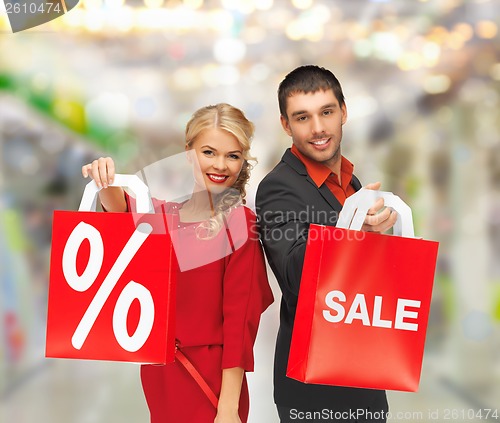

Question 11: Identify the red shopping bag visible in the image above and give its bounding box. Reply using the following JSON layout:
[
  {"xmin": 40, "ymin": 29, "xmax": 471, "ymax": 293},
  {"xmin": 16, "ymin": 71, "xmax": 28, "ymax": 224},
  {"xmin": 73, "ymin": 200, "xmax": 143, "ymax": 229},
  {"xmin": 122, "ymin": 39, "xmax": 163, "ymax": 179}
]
[
  {"xmin": 287, "ymin": 190, "xmax": 439, "ymax": 392},
  {"xmin": 46, "ymin": 175, "xmax": 176, "ymax": 364}
]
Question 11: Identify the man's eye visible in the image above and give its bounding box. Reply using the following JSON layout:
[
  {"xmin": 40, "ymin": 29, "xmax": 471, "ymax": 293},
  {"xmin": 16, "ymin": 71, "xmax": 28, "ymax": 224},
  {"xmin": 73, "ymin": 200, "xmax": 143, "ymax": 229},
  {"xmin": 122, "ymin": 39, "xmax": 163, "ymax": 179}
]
[
  {"xmin": 297, "ymin": 116, "xmax": 307, "ymax": 121},
  {"xmin": 323, "ymin": 110, "xmax": 332, "ymax": 116}
]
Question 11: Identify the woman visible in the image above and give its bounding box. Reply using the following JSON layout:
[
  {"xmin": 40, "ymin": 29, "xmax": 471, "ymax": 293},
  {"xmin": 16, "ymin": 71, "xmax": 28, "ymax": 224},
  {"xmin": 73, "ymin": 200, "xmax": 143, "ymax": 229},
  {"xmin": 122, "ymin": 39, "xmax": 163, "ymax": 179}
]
[{"xmin": 82, "ymin": 103, "xmax": 273, "ymax": 423}]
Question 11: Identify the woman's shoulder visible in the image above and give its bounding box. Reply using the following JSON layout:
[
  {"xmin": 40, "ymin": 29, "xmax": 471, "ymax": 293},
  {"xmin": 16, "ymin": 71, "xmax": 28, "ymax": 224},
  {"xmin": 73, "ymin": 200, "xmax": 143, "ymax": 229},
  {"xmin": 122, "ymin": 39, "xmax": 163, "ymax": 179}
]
[
  {"xmin": 226, "ymin": 204, "xmax": 257, "ymax": 224},
  {"xmin": 151, "ymin": 198, "xmax": 183, "ymax": 214}
]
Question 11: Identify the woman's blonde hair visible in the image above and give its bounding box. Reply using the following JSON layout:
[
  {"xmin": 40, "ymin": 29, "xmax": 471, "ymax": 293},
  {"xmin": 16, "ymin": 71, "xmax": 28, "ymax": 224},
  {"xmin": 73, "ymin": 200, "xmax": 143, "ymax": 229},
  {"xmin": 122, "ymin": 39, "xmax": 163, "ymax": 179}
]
[{"xmin": 185, "ymin": 103, "xmax": 255, "ymax": 239}]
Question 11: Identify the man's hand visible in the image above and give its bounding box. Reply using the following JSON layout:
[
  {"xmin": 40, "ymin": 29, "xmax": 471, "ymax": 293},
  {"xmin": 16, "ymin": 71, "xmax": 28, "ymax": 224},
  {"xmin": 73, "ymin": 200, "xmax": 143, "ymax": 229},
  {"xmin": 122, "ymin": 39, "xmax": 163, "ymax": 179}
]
[{"xmin": 361, "ymin": 182, "xmax": 398, "ymax": 233}]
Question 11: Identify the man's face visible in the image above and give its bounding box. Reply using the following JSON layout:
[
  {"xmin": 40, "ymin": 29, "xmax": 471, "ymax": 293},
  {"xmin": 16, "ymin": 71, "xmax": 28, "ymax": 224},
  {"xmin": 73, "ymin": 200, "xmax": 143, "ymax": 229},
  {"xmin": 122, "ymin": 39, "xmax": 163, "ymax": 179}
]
[{"xmin": 281, "ymin": 89, "xmax": 347, "ymax": 170}]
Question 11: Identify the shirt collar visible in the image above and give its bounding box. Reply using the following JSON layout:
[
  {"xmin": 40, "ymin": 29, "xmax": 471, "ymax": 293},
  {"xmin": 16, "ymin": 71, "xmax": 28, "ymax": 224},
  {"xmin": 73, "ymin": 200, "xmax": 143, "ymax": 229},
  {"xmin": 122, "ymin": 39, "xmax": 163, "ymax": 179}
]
[{"xmin": 290, "ymin": 144, "xmax": 353, "ymax": 188}]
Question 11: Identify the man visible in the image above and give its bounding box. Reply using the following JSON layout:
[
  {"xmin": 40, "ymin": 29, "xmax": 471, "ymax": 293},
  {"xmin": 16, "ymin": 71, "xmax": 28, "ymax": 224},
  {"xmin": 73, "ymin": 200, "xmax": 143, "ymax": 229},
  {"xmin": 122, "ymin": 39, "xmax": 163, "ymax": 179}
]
[{"xmin": 256, "ymin": 65, "xmax": 397, "ymax": 422}]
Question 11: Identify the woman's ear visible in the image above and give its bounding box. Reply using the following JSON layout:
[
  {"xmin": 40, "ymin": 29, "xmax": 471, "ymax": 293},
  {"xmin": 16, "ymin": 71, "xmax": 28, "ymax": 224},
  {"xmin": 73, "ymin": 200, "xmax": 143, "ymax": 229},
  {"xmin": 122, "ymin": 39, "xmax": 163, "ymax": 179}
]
[{"xmin": 185, "ymin": 146, "xmax": 192, "ymax": 163}]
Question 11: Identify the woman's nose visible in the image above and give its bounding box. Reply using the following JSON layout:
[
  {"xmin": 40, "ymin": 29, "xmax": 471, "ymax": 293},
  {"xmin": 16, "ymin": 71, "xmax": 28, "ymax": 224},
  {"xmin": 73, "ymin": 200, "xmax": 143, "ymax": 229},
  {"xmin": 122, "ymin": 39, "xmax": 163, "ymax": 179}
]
[{"xmin": 213, "ymin": 155, "xmax": 227, "ymax": 170}]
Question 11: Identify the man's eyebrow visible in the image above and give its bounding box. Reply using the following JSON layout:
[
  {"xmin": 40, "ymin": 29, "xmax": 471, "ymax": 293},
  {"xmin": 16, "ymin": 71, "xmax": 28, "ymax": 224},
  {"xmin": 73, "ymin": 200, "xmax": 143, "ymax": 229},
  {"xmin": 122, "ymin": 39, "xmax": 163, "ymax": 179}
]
[
  {"xmin": 321, "ymin": 103, "xmax": 339, "ymax": 110},
  {"xmin": 290, "ymin": 103, "xmax": 339, "ymax": 117},
  {"xmin": 291, "ymin": 110, "xmax": 308, "ymax": 117}
]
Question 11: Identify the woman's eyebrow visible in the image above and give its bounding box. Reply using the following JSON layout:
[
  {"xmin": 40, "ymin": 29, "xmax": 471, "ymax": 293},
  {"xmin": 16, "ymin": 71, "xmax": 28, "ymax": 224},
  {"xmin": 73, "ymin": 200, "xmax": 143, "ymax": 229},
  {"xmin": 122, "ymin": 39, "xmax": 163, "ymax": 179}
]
[{"xmin": 200, "ymin": 145, "xmax": 242, "ymax": 154}]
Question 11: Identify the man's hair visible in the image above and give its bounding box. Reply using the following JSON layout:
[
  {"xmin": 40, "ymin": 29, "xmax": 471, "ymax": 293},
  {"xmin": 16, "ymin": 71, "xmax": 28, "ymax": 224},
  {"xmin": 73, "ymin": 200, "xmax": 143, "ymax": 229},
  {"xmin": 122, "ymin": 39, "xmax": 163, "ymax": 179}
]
[{"xmin": 278, "ymin": 65, "xmax": 345, "ymax": 119}]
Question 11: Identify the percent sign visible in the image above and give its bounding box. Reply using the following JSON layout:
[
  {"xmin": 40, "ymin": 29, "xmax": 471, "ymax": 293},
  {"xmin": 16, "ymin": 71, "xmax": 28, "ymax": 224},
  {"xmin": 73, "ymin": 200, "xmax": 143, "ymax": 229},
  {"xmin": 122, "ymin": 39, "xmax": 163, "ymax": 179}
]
[{"xmin": 61, "ymin": 221, "xmax": 154, "ymax": 352}]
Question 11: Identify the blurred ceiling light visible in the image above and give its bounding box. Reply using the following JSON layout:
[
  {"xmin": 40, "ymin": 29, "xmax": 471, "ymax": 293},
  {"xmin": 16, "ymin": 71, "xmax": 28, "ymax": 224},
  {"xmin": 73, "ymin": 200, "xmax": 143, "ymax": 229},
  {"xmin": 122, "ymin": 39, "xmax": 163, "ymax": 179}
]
[
  {"xmin": 172, "ymin": 67, "xmax": 202, "ymax": 90},
  {"xmin": 84, "ymin": 10, "xmax": 104, "ymax": 31},
  {"xmin": 105, "ymin": 0, "xmax": 125, "ymax": 9},
  {"xmin": 183, "ymin": 0, "xmax": 203, "ymax": 9},
  {"xmin": 310, "ymin": 4, "xmax": 331, "ymax": 23},
  {"xmin": 347, "ymin": 95, "xmax": 378, "ymax": 120},
  {"xmin": 286, "ymin": 20, "xmax": 303, "ymax": 40},
  {"xmin": 62, "ymin": 8, "xmax": 84, "ymax": 27},
  {"xmin": 397, "ymin": 52, "xmax": 422, "ymax": 71},
  {"xmin": 305, "ymin": 27, "xmax": 323, "ymax": 42},
  {"xmin": 453, "ymin": 22, "xmax": 473, "ymax": 40},
  {"xmin": 475, "ymin": 20, "xmax": 498, "ymax": 39},
  {"xmin": 442, "ymin": 0, "xmax": 462, "ymax": 11},
  {"xmin": 372, "ymin": 32, "xmax": 401, "ymax": 62},
  {"xmin": 422, "ymin": 42, "xmax": 441, "ymax": 67},
  {"xmin": 447, "ymin": 31, "xmax": 466, "ymax": 50},
  {"xmin": 221, "ymin": 0, "xmax": 255, "ymax": 14},
  {"xmin": 354, "ymin": 39, "xmax": 373, "ymax": 58},
  {"xmin": 208, "ymin": 9, "xmax": 234, "ymax": 33},
  {"xmin": 490, "ymin": 63, "xmax": 500, "ymax": 81},
  {"xmin": 286, "ymin": 5, "xmax": 329, "ymax": 41},
  {"xmin": 144, "ymin": 0, "xmax": 164, "ymax": 8},
  {"xmin": 216, "ymin": 65, "xmax": 240, "ymax": 85},
  {"xmin": 249, "ymin": 63, "xmax": 271, "ymax": 82},
  {"xmin": 201, "ymin": 65, "xmax": 240, "ymax": 86},
  {"xmin": 109, "ymin": 6, "xmax": 134, "ymax": 32},
  {"xmin": 292, "ymin": 0, "xmax": 313, "ymax": 10},
  {"xmin": 201, "ymin": 64, "xmax": 220, "ymax": 87},
  {"xmin": 254, "ymin": 0, "xmax": 273, "ymax": 10},
  {"xmin": 427, "ymin": 26, "xmax": 449, "ymax": 44},
  {"xmin": 82, "ymin": 0, "xmax": 103, "ymax": 10},
  {"xmin": 86, "ymin": 92, "xmax": 130, "ymax": 129},
  {"xmin": 243, "ymin": 25, "xmax": 268, "ymax": 44},
  {"xmin": 213, "ymin": 38, "xmax": 246, "ymax": 64},
  {"xmin": 423, "ymin": 74, "xmax": 451, "ymax": 94},
  {"xmin": 349, "ymin": 22, "xmax": 369, "ymax": 41}
]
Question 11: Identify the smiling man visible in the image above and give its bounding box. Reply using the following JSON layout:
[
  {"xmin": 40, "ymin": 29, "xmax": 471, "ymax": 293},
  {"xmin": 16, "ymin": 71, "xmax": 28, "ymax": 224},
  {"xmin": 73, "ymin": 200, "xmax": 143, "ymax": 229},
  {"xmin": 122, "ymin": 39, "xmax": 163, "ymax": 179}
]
[{"xmin": 256, "ymin": 65, "xmax": 396, "ymax": 422}]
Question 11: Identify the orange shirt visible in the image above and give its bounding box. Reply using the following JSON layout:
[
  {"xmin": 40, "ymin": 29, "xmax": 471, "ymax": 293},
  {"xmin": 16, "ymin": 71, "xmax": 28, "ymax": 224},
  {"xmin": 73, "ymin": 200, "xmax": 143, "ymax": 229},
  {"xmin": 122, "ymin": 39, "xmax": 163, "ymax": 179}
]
[{"xmin": 291, "ymin": 144, "xmax": 356, "ymax": 206}]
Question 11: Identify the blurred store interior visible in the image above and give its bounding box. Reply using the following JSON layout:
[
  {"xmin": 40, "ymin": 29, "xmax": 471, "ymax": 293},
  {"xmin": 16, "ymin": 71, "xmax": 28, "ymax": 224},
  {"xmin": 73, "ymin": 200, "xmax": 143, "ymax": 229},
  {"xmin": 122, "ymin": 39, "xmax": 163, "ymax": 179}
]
[{"xmin": 1, "ymin": 0, "xmax": 500, "ymax": 421}]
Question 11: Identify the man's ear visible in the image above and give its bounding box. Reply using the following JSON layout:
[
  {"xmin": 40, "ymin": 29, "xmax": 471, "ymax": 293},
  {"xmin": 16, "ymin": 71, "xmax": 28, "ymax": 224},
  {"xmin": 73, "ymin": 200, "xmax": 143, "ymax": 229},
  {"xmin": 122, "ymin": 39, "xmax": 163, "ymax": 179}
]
[
  {"xmin": 280, "ymin": 115, "xmax": 292, "ymax": 136},
  {"xmin": 341, "ymin": 104, "xmax": 348, "ymax": 125}
]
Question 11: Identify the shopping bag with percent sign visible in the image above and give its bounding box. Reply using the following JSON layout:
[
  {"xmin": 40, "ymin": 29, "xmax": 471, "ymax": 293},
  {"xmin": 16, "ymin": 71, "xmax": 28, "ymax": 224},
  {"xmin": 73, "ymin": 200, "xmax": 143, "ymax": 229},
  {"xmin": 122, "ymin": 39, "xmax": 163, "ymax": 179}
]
[
  {"xmin": 287, "ymin": 189, "xmax": 439, "ymax": 392},
  {"xmin": 45, "ymin": 174, "xmax": 176, "ymax": 364}
]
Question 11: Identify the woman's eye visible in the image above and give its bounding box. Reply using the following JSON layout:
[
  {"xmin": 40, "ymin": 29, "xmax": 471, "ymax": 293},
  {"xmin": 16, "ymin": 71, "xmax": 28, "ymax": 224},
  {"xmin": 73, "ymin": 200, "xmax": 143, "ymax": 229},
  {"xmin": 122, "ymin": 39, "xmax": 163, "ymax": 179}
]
[
  {"xmin": 229, "ymin": 154, "xmax": 241, "ymax": 160},
  {"xmin": 202, "ymin": 150, "xmax": 214, "ymax": 156}
]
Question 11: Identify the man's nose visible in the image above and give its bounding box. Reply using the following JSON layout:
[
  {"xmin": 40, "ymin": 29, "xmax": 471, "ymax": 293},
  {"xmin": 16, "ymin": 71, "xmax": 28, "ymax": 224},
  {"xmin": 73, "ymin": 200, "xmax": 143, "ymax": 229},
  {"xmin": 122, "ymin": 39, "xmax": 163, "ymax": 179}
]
[{"xmin": 311, "ymin": 115, "xmax": 324, "ymax": 135}]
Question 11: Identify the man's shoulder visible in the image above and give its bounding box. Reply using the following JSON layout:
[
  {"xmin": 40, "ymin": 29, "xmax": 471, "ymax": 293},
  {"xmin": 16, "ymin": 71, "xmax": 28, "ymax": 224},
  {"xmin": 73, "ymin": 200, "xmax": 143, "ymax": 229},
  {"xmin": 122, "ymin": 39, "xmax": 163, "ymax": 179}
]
[{"xmin": 258, "ymin": 151, "xmax": 306, "ymax": 190}]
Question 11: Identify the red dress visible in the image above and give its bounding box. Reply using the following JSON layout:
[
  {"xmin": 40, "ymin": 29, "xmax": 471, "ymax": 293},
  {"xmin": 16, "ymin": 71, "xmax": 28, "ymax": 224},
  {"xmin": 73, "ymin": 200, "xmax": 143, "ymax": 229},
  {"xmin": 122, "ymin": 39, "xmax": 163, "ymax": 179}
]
[{"xmin": 133, "ymin": 199, "xmax": 273, "ymax": 423}]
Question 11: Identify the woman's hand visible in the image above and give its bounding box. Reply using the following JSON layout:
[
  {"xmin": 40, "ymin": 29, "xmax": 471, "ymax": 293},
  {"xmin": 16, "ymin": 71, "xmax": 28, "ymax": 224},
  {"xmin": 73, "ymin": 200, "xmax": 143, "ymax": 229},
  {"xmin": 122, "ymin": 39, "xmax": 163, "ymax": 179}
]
[
  {"xmin": 82, "ymin": 157, "xmax": 116, "ymax": 189},
  {"xmin": 214, "ymin": 367, "xmax": 244, "ymax": 423},
  {"xmin": 214, "ymin": 409, "xmax": 242, "ymax": 423},
  {"xmin": 81, "ymin": 156, "xmax": 127, "ymax": 212}
]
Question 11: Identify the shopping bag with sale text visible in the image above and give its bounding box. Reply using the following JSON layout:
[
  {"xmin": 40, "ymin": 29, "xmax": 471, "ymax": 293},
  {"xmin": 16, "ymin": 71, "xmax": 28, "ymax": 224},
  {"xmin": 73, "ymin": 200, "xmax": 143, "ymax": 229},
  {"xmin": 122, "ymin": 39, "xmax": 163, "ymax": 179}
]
[
  {"xmin": 46, "ymin": 175, "xmax": 176, "ymax": 364},
  {"xmin": 287, "ymin": 189, "xmax": 439, "ymax": 392}
]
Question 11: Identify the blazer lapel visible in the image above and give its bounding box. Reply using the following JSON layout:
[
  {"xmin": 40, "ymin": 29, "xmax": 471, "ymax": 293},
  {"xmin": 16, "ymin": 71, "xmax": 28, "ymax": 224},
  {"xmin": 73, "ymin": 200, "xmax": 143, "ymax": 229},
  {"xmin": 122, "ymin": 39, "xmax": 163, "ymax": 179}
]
[{"xmin": 282, "ymin": 149, "xmax": 348, "ymax": 212}]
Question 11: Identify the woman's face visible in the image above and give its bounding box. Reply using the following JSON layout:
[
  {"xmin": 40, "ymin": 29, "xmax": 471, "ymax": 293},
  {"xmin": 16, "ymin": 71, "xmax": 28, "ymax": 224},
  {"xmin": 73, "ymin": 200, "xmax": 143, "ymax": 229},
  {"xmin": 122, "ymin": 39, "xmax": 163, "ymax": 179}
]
[{"xmin": 188, "ymin": 127, "xmax": 245, "ymax": 195}]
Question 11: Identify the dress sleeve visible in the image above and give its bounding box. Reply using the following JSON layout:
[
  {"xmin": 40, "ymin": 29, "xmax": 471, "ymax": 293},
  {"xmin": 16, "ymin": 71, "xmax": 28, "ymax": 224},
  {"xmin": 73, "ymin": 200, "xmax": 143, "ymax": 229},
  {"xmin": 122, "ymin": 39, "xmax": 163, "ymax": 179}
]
[
  {"xmin": 122, "ymin": 191, "xmax": 167, "ymax": 213},
  {"xmin": 221, "ymin": 207, "xmax": 274, "ymax": 372}
]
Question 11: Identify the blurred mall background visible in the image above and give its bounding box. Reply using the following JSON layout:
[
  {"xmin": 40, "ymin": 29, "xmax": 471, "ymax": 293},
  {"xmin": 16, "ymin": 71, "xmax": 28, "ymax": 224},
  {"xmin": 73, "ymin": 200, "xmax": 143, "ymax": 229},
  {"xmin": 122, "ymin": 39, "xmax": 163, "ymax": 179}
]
[{"xmin": 0, "ymin": 0, "xmax": 499, "ymax": 421}]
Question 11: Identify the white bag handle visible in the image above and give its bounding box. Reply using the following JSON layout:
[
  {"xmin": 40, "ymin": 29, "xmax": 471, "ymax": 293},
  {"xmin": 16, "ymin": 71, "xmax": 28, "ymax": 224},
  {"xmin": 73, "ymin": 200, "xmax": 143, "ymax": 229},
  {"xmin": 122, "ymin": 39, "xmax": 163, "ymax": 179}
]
[
  {"xmin": 336, "ymin": 189, "xmax": 415, "ymax": 238},
  {"xmin": 78, "ymin": 174, "xmax": 151, "ymax": 213}
]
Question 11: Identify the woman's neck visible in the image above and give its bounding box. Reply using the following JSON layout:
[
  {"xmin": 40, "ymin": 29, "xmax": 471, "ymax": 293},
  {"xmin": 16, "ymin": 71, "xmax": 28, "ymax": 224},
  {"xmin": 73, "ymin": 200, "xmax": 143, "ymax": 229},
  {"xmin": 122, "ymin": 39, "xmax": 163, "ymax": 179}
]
[{"xmin": 179, "ymin": 190, "xmax": 217, "ymax": 222}]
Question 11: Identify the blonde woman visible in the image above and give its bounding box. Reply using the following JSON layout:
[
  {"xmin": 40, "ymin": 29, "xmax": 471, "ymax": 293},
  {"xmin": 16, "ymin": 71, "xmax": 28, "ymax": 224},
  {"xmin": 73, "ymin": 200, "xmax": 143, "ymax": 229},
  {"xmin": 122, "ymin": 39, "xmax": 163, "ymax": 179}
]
[{"xmin": 82, "ymin": 104, "xmax": 273, "ymax": 423}]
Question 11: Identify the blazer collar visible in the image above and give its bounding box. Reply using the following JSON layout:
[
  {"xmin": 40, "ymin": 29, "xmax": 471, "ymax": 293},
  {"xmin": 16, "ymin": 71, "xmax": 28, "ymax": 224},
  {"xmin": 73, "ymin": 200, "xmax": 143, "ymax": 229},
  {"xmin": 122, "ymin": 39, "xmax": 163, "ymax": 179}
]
[{"xmin": 281, "ymin": 148, "xmax": 344, "ymax": 211}]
